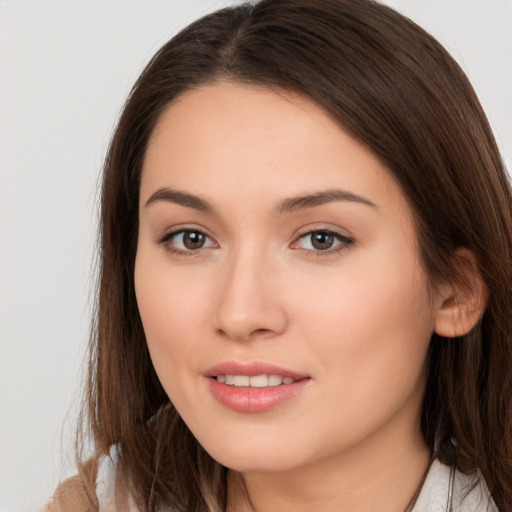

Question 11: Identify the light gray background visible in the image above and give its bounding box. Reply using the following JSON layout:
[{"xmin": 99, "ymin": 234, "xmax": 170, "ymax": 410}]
[{"xmin": 0, "ymin": 1, "xmax": 510, "ymax": 511}]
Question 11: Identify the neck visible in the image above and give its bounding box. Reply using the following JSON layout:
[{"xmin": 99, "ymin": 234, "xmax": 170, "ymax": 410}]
[{"xmin": 226, "ymin": 421, "xmax": 430, "ymax": 512}]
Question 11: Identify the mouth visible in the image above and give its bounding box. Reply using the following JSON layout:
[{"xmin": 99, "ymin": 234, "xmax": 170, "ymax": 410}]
[{"xmin": 205, "ymin": 362, "xmax": 310, "ymax": 412}]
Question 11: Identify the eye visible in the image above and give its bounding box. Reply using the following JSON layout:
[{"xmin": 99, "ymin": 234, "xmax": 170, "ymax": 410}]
[
  {"xmin": 160, "ymin": 229, "xmax": 217, "ymax": 254},
  {"xmin": 293, "ymin": 229, "xmax": 354, "ymax": 253}
]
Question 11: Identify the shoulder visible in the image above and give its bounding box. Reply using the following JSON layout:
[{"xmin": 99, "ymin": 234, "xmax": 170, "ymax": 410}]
[
  {"xmin": 43, "ymin": 458, "xmax": 99, "ymax": 512},
  {"xmin": 44, "ymin": 448, "xmax": 140, "ymax": 512},
  {"xmin": 413, "ymin": 459, "xmax": 499, "ymax": 512}
]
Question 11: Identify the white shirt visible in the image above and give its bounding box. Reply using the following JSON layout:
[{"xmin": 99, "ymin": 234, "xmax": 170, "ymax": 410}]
[{"xmin": 412, "ymin": 459, "xmax": 498, "ymax": 511}]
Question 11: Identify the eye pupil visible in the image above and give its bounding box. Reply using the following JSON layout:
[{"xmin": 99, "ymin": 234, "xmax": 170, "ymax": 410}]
[
  {"xmin": 311, "ymin": 232, "xmax": 334, "ymax": 250},
  {"xmin": 183, "ymin": 231, "xmax": 205, "ymax": 249}
]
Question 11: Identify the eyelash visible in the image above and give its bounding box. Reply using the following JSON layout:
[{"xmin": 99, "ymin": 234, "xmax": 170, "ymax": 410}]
[{"xmin": 158, "ymin": 228, "xmax": 355, "ymax": 257}]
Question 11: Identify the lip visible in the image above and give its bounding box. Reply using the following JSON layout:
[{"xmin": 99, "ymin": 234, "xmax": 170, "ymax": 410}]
[{"xmin": 204, "ymin": 361, "xmax": 311, "ymax": 413}]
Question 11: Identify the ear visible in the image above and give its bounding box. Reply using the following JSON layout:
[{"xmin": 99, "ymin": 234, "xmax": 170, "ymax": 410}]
[{"xmin": 434, "ymin": 248, "xmax": 488, "ymax": 338}]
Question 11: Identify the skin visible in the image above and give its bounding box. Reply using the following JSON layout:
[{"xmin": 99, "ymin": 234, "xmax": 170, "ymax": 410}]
[{"xmin": 135, "ymin": 82, "xmax": 451, "ymax": 512}]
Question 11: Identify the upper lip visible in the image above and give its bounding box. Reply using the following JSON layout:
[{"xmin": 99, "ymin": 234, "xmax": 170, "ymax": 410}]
[{"xmin": 204, "ymin": 361, "xmax": 309, "ymax": 380}]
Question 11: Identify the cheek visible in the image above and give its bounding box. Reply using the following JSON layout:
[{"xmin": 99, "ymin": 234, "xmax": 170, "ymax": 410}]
[
  {"xmin": 134, "ymin": 250, "xmax": 211, "ymax": 388},
  {"xmin": 136, "ymin": 274, "xmax": 197, "ymax": 344},
  {"xmin": 295, "ymin": 247, "xmax": 431, "ymax": 331},
  {"xmin": 290, "ymin": 248, "xmax": 434, "ymax": 400}
]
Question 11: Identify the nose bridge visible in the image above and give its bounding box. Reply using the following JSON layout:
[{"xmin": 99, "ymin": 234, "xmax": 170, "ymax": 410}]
[{"xmin": 214, "ymin": 241, "xmax": 287, "ymax": 341}]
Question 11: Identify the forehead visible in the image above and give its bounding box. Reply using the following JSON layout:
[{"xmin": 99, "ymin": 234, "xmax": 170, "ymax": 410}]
[{"xmin": 141, "ymin": 81, "xmax": 409, "ymax": 219}]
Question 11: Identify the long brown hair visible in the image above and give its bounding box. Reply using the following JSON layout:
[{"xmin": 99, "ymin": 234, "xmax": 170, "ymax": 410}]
[{"xmin": 80, "ymin": 1, "xmax": 512, "ymax": 510}]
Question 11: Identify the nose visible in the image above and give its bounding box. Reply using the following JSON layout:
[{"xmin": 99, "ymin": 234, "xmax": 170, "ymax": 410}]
[{"xmin": 213, "ymin": 247, "xmax": 288, "ymax": 342}]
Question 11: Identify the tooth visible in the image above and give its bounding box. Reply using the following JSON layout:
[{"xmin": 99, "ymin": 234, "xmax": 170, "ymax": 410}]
[
  {"xmin": 217, "ymin": 375, "xmax": 226, "ymax": 384},
  {"xmin": 282, "ymin": 377, "xmax": 295, "ymax": 385},
  {"xmin": 249, "ymin": 375, "xmax": 269, "ymax": 387},
  {"xmin": 268, "ymin": 375, "xmax": 283, "ymax": 386},
  {"xmin": 233, "ymin": 375, "xmax": 250, "ymax": 387},
  {"xmin": 225, "ymin": 375, "xmax": 235, "ymax": 385}
]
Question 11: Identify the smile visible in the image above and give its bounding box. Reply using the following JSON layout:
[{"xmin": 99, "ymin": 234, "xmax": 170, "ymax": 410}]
[
  {"xmin": 205, "ymin": 363, "xmax": 310, "ymax": 412},
  {"xmin": 215, "ymin": 374, "xmax": 297, "ymax": 387}
]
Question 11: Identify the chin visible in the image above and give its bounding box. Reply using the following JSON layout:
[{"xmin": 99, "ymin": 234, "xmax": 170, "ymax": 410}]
[
  {"xmin": 197, "ymin": 434, "xmax": 311, "ymax": 473},
  {"xmin": 211, "ymin": 451, "xmax": 301, "ymax": 473}
]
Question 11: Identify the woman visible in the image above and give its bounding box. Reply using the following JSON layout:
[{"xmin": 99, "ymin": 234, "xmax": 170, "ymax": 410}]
[{"xmin": 47, "ymin": 0, "xmax": 512, "ymax": 510}]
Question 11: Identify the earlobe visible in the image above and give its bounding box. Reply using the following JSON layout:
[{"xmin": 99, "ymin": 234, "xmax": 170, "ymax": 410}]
[{"xmin": 433, "ymin": 249, "xmax": 488, "ymax": 338}]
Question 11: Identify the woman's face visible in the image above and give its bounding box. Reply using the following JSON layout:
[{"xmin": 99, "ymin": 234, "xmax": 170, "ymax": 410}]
[{"xmin": 135, "ymin": 82, "xmax": 439, "ymax": 473}]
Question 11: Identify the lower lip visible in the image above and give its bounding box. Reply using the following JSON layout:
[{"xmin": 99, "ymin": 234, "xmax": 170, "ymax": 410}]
[{"xmin": 207, "ymin": 377, "xmax": 310, "ymax": 413}]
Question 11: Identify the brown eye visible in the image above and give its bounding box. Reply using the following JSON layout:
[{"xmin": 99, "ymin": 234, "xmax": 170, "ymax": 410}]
[
  {"xmin": 183, "ymin": 231, "xmax": 206, "ymax": 249},
  {"xmin": 310, "ymin": 231, "xmax": 335, "ymax": 250},
  {"xmin": 160, "ymin": 229, "xmax": 217, "ymax": 254}
]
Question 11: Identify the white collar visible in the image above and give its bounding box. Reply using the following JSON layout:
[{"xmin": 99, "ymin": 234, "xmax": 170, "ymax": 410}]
[{"xmin": 412, "ymin": 459, "xmax": 498, "ymax": 511}]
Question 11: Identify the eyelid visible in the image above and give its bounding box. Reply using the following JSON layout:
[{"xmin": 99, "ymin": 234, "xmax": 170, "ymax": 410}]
[
  {"xmin": 157, "ymin": 223, "xmax": 215, "ymax": 242},
  {"xmin": 291, "ymin": 224, "xmax": 354, "ymax": 242}
]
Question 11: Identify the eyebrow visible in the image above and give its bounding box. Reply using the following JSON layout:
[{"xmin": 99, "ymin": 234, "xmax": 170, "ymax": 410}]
[
  {"xmin": 273, "ymin": 189, "xmax": 376, "ymax": 215},
  {"xmin": 144, "ymin": 187, "xmax": 376, "ymax": 214},
  {"xmin": 145, "ymin": 188, "xmax": 214, "ymax": 212}
]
